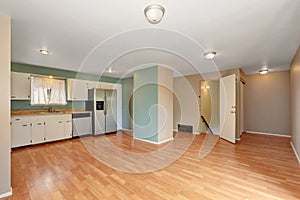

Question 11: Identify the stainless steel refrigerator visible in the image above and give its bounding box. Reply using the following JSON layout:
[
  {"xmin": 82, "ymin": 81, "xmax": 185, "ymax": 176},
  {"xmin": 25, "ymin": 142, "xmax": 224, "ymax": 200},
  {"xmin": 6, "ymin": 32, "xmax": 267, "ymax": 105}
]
[{"xmin": 85, "ymin": 88, "xmax": 117, "ymax": 135}]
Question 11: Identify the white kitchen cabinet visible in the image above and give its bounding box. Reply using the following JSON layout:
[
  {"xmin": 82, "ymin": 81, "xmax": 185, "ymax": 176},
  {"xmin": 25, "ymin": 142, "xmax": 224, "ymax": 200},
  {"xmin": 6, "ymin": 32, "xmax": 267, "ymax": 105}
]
[
  {"xmin": 11, "ymin": 72, "xmax": 31, "ymax": 100},
  {"xmin": 67, "ymin": 79, "xmax": 88, "ymax": 100},
  {"xmin": 98, "ymin": 82, "xmax": 114, "ymax": 89},
  {"xmin": 11, "ymin": 114, "xmax": 72, "ymax": 147},
  {"xmin": 11, "ymin": 116, "xmax": 32, "ymax": 148},
  {"xmin": 64, "ymin": 119, "xmax": 73, "ymax": 139},
  {"xmin": 45, "ymin": 115, "xmax": 67, "ymax": 142},
  {"xmin": 87, "ymin": 81, "xmax": 98, "ymax": 89},
  {"xmin": 31, "ymin": 117, "xmax": 46, "ymax": 144}
]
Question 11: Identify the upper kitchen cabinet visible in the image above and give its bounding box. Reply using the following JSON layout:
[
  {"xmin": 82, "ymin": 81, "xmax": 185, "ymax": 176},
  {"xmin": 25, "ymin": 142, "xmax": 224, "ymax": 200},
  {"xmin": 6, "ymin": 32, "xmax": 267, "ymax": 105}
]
[
  {"xmin": 87, "ymin": 81, "xmax": 98, "ymax": 89},
  {"xmin": 67, "ymin": 79, "xmax": 88, "ymax": 101},
  {"xmin": 87, "ymin": 81, "xmax": 115, "ymax": 90},
  {"xmin": 11, "ymin": 72, "xmax": 31, "ymax": 100},
  {"xmin": 98, "ymin": 82, "xmax": 114, "ymax": 89}
]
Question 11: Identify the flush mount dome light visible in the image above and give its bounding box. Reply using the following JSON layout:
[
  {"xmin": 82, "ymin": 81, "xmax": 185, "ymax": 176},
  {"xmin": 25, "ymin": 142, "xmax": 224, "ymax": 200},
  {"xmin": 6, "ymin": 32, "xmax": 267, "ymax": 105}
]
[
  {"xmin": 144, "ymin": 5, "xmax": 165, "ymax": 24},
  {"xmin": 39, "ymin": 49, "xmax": 49, "ymax": 55},
  {"xmin": 259, "ymin": 69, "xmax": 269, "ymax": 75},
  {"xmin": 107, "ymin": 67, "xmax": 113, "ymax": 73},
  {"xmin": 204, "ymin": 51, "xmax": 216, "ymax": 60}
]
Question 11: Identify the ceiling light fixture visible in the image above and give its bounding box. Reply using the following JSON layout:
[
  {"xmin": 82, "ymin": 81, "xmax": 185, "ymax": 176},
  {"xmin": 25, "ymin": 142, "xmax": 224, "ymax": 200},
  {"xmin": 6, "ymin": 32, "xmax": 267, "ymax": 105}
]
[
  {"xmin": 39, "ymin": 49, "xmax": 49, "ymax": 55},
  {"xmin": 107, "ymin": 67, "xmax": 113, "ymax": 73},
  {"xmin": 259, "ymin": 69, "xmax": 269, "ymax": 75},
  {"xmin": 144, "ymin": 4, "xmax": 165, "ymax": 24},
  {"xmin": 204, "ymin": 51, "xmax": 216, "ymax": 60}
]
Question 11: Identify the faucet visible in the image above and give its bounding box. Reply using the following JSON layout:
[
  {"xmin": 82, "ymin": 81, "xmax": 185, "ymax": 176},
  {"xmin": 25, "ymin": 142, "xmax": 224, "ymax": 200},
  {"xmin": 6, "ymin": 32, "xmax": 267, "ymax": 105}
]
[
  {"xmin": 48, "ymin": 106, "xmax": 53, "ymax": 112},
  {"xmin": 43, "ymin": 106, "xmax": 53, "ymax": 112}
]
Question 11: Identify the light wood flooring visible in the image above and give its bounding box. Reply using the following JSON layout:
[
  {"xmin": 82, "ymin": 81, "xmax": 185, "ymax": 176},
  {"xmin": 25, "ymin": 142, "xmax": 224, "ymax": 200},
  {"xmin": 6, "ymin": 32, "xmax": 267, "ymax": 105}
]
[{"xmin": 4, "ymin": 132, "xmax": 300, "ymax": 200}]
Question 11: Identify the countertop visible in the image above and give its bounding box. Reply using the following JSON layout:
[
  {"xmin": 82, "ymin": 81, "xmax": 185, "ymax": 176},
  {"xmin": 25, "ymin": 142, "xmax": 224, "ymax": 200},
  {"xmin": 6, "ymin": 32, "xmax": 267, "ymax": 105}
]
[{"xmin": 11, "ymin": 109, "xmax": 92, "ymax": 117}]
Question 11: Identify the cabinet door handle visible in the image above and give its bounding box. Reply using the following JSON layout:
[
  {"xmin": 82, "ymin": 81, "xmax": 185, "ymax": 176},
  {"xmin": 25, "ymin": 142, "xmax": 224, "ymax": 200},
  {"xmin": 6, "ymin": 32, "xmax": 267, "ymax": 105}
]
[
  {"xmin": 15, "ymin": 119, "xmax": 21, "ymax": 121},
  {"xmin": 11, "ymin": 96, "xmax": 16, "ymax": 98},
  {"xmin": 58, "ymin": 121, "xmax": 63, "ymax": 123},
  {"xmin": 37, "ymin": 123, "xmax": 42, "ymax": 125},
  {"xmin": 22, "ymin": 124, "xmax": 28, "ymax": 127}
]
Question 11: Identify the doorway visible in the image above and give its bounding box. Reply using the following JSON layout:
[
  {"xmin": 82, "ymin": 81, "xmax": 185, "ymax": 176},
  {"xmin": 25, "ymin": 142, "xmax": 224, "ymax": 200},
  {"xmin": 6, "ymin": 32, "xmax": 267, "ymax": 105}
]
[{"xmin": 200, "ymin": 80, "xmax": 220, "ymax": 135}]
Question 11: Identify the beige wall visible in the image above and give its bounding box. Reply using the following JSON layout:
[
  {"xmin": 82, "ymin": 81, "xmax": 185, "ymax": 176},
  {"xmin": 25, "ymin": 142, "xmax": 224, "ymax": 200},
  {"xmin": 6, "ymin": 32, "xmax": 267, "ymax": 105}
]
[
  {"xmin": 158, "ymin": 66, "xmax": 173, "ymax": 142},
  {"xmin": 173, "ymin": 75, "xmax": 199, "ymax": 133},
  {"xmin": 0, "ymin": 16, "xmax": 11, "ymax": 196},
  {"xmin": 244, "ymin": 70, "xmax": 290, "ymax": 135},
  {"xmin": 290, "ymin": 46, "xmax": 300, "ymax": 160}
]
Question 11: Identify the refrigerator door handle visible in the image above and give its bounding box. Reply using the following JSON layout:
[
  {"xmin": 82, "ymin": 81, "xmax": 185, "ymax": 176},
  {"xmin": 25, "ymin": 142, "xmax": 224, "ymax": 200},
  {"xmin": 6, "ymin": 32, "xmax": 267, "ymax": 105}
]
[{"xmin": 104, "ymin": 95, "xmax": 107, "ymax": 115}]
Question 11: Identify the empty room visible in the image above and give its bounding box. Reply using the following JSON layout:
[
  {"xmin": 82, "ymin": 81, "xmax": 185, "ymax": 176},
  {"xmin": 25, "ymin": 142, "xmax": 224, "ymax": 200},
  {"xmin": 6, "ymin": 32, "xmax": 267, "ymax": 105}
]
[{"xmin": 0, "ymin": 1, "xmax": 300, "ymax": 199}]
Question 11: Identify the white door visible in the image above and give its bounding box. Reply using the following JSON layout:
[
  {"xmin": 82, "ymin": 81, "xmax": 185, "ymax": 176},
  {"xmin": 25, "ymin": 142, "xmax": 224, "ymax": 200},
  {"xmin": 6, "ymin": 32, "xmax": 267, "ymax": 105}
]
[{"xmin": 220, "ymin": 74, "xmax": 236, "ymax": 143}]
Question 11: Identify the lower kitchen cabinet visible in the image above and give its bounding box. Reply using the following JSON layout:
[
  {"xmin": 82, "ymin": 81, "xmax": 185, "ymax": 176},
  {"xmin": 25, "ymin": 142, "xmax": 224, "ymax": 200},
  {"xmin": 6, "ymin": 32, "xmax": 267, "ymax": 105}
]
[
  {"xmin": 11, "ymin": 118, "xmax": 31, "ymax": 148},
  {"xmin": 44, "ymin": 114, "xmax": 72, "ymax": 142},
  {"xmin": 31, "ymin": 118, "xmax": 46, "ymax": 144},
  {"xmin": 11, "ymin": 114, "xmax": 72, "ymax": 148},
  {"xmin": 45, "ymin": 115, "xmax": 65, "ymax": 142},
  {"xmin": 64, "ymin": 119, "xmax": 73, "ymax": 139}
]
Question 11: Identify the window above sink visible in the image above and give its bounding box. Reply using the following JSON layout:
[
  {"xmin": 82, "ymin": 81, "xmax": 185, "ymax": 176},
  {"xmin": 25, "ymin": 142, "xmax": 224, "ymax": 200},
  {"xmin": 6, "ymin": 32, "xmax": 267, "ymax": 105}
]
[{"xmin": 30, "ymin": 76, "xmax": 67, "ymax": 106}]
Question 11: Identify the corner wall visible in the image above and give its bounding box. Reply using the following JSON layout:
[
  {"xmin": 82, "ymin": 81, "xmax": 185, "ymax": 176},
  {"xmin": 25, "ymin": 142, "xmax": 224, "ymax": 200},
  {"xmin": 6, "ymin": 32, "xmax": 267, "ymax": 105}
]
[
  {"xmin": 0, "ymin": 15, "xmax": 11, "ymax": 197},
  {"xmin": 244, "ymin": 71, "xmax": 290, "ymax": 135},
  {"xmin": 290, "ymin": 46, "xmax": 300, "ymax": 162}
]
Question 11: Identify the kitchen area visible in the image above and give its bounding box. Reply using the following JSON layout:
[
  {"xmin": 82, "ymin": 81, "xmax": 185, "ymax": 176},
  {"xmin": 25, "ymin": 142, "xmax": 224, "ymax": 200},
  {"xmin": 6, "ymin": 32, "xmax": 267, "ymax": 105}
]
[{"xmin": 10, "ymin": 68, "xmax": 122, "ymax": 148}]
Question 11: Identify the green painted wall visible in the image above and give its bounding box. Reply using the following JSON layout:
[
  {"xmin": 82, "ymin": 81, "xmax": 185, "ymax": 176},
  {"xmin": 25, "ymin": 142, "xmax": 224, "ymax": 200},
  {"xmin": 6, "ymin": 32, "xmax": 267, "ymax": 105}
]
[
  {"xmin": 122, "ymin": 77, "xmax": 133, "ymax": 130},
  {"xmin": 11, "ymin": 100, "xmax": 85, "ymax": 110},
  {"xmin": 11, "ymin": 62, "xmax": 120, "ymax": 83},
  {"xmin": 133, "ymin": 66, "xmax": 158, "ymax": 143},
  {"xmin": 11, "ymin": 62, "xmax": 121, "ymax": 111}
]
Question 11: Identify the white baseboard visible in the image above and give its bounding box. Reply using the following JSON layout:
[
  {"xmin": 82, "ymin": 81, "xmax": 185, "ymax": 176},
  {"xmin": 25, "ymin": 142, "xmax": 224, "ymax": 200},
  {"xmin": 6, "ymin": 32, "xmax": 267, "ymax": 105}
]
[
  {"xmin": 246, "ymin": 131, "xmax": 291, "ymax": 138},
  {"xmin": 0, "ymin": 187, "xmax": 12, "ymax": 198},
  {"xmin": 134, "ymin": 136, "xmax": 173, "ymax": 144},
  {"xmin": 173, "ymin": 128, "xmax": 198, "ymax": 134},
  {"xmin": 122, "ymin": 128, "xmax": 132, "ymax": 131},
  {"xmin": 290, "ymin": 141, "xmax": 300, "ymax": 164}
]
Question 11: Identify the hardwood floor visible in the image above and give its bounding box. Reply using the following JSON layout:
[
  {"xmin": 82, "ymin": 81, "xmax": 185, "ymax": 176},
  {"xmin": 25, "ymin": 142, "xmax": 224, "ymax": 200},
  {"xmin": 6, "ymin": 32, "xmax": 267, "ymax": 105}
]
[{"xmin": 4, "ymin": 132, "xmax": 300, "ymax": 200}]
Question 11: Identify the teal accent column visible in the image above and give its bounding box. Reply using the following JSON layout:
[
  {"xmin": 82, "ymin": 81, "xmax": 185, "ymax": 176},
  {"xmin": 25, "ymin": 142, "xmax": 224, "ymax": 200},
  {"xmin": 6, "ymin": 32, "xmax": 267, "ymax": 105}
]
[
  {"xmin": 122, "ymin": 77, "xmax": 133, "ymax": 130},
  {"xmin": 133, "ymin": 66, "xmax": 159, "ymax": 143}
]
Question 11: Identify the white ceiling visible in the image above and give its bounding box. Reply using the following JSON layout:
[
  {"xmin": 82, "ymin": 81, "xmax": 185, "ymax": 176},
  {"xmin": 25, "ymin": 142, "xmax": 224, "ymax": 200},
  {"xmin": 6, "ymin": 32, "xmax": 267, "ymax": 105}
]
[{"xmin": 0, "ymin": 0, "xmax": 299, "ymax": 78}]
